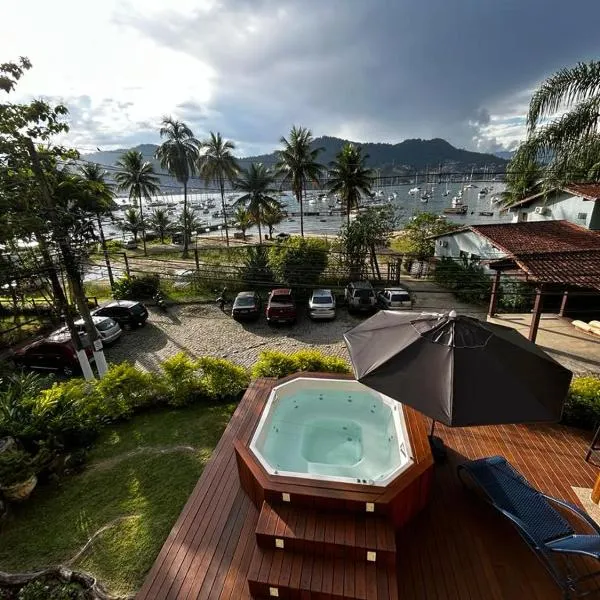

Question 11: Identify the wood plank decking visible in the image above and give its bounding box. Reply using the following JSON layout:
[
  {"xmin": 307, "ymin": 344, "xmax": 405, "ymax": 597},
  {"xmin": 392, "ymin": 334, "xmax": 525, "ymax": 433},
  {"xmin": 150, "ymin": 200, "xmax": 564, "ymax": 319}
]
[{"xmin": 137, "ymin": 378, "xmax": 600, "ymax": 600}]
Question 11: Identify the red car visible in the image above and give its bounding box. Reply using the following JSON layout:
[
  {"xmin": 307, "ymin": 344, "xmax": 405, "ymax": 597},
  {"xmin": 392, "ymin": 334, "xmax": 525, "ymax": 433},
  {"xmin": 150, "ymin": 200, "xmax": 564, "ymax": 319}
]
[{"xmin": 266, "ymin": 288, "xmax": 297, "ymax": 325}]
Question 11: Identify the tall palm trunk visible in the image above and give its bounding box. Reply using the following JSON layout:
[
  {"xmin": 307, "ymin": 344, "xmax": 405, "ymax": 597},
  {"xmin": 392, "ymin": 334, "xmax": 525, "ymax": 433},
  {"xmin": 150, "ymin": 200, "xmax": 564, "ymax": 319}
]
[
  {"xmin": 182, "ymin": 179, "xmax": 189, "ymax": 257},
  {"xmin": 220, "ymin": 176, "xmax": 230, "ymax": 247},
  {"xmin": 138, "ymin": 194, "xmax": 147, "ymax": 256},
  {"xmin": 297, "ymin": 183, "xmax": 304, "ymax": 237},
  {"xmin": 257, "ymin": 213, "xmax": 263, "ymax": 245},
  {"xmin": 96, "ymin": 214, "xmax": 114, "ymax": 288},
  {"xmin": 347, "ymin": 194, "xmax": 351, "ymax": 227}
]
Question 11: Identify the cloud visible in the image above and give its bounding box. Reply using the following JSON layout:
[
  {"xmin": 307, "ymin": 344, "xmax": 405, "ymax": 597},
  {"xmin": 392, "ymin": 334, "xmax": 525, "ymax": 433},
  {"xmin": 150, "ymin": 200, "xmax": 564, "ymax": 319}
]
[{"xmin": 3, "ymin": 0, "xmax": 600, "ymax": 154}]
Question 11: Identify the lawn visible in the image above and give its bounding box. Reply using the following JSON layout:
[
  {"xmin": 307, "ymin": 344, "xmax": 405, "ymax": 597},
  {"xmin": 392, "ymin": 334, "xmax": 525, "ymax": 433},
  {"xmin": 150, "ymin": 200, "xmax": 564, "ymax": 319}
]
[{"xmin": 0, "ymin": 401, "xmax": 236, "ymax": 596}]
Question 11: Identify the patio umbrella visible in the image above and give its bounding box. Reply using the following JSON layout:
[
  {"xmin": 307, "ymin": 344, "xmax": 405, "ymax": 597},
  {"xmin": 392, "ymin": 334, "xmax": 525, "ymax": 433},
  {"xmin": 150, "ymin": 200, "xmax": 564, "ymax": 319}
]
[{"xmin": 343, "ymin": 310, "xmax": 572, "ymax": 430}]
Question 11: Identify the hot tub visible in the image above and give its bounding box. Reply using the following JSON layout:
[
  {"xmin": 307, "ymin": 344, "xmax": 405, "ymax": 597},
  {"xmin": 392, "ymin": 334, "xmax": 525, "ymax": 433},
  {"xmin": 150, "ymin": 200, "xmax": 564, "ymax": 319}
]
[{"xmin": 249, "ymin": 377, "xmax": 413, "ymax": 486}]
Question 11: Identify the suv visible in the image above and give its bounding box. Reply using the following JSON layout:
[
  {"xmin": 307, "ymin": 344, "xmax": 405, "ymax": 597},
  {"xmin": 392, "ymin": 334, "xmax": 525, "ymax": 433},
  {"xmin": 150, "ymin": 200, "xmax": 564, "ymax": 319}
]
[
  {"xmin": 377, "ymin": 287, "xmax": 414, "ymax": 310},
  {"xmin": 93, "ymin": 300, "xmax": 148, "ymax": 329},
  {"xmin": 345, "ymin": 281, "xmax": 377, "ymax": 313},
  {"xmin": 308, "ymin": 289, "xmax": 336, "ymax": 320},
  {"xmin": 266, "ymin": 288, "xmax": 297, "ymax": 325},
  {"xmin": 13, "ymin": 332, "xmax": 94, "ymax": 377}
]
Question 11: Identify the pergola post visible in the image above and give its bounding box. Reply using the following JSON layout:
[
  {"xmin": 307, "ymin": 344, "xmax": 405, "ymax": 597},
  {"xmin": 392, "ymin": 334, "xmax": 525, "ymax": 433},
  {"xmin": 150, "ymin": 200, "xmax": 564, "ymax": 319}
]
[
  {"xmin": 488, "ymin": 270, "xmax": 501, "ymax": 317},
  {"xmin": 528, "ymin": 286, "xmax": 544, "ymax": 342},
  {"xmin": 559, "ymin": 290, "xmax": 569, "ymax": 317}
]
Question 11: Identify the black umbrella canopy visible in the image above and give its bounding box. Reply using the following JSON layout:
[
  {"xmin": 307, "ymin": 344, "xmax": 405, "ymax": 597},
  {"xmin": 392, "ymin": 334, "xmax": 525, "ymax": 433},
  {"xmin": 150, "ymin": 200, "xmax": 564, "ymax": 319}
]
[{"xmin": 343, "ymin": 311, "xmax": 572, "ymax": 427}]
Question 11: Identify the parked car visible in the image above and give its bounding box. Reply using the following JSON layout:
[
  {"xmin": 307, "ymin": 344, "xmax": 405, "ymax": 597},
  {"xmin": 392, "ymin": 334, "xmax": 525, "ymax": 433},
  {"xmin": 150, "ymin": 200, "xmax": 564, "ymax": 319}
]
[
  {"xmin": 12, "ymin": 332, "xmax": 94, "ymax": 377},
  {"xmin": 232, "ymin": 291, "xmax": 262, "ymax": 321},
  {"xmin": 377, "ymin": 287, "xmax": 414, "ymax": 310},
  {"xmin": 345, "ymin": 281, "xmax": 377, "ymax": 313},
  {"xmin": 266, "ymin": 288, "xmax": 297, "ymax": 325},
  {"xmin": 275, "ymin": 232, "xmax": 290, "ymax": 241},
  {"xmin": 308, "ymin": 289, "xmax": 336, "ymax": 320},
  {"xmin": 93, "ymin": 300, "xmax": 148, "ymax": 329},
  {"xmin": 51, "ymin": 316, "xmax": 122, "ymax": 346},
  {"xmin": 123, "ymin": 239, "xmax": 137, "ymax": 250}
]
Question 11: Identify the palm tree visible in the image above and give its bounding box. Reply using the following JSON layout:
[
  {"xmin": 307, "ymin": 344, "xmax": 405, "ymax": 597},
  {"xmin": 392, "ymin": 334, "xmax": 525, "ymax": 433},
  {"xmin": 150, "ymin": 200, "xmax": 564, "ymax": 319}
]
[
  {"xmin": 155, "ymin": 117, "xmax": 199, "ymax": 257},
  {"xmin": 148, "ymin": 208, "xmax": 174, "ymax": 243},
  {"xmin": 261, "ymin": 204, "xmax": 285, "ymax": 239},
  {"xmin": 327, "ymin": 143, "xmax": 374, "ymax": 226},
  {"xmin": 79, "ymin": 163, "xmax": 117, "ymax": 287},
  {"xmin": 179, "ymin": 208, "xmax": 202, "ymax": 244},
  {"xmin": 276, "ymin": 126, "xmax": 324, "ymax": 237},
  {"xmin": 114, "ymin": 150, "xmax": 160, "ymax": 256},
  {"xmin": 235, "ymin": 163, "xmax": 280, "ymax": 244},
  {"xmin": 233, "ymin": 206, "xmax": 253, "ymax": 241},
  {"xmin": 512, "ymin": 60, "xmax": 600, "ymax": 186},
  {"xmin": 198, "ymin": 132, "xmax": 239, "ymax": 247},
  {"xmin": 122, "ymin": 208, "xmax": 142, "ymax": 243}
]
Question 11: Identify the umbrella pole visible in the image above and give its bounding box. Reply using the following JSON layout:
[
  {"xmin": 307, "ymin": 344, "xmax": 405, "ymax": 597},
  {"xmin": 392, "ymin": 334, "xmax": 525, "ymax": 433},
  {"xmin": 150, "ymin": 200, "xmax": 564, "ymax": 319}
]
[
  {"xmin": 428, "ymin": 419, "xmax": 447, "ymax": 463},
  {"xmin": 430, "ymin": 419, "xmax": 436, "ymax": 438}
]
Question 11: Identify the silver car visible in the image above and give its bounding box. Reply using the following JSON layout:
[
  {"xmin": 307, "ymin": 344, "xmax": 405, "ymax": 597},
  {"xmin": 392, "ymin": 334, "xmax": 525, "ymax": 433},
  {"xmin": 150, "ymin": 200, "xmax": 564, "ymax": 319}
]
[
  {"xmin": 308, "ymin": 289, "xmax": 336, "ymax": 320},
  {"xmin": 377, "ymin": 287, "xmax": 414, "ymax": 310},
  {"xmin": 75, "ymin": 316, "xmax": 122, "ymax": 345}
]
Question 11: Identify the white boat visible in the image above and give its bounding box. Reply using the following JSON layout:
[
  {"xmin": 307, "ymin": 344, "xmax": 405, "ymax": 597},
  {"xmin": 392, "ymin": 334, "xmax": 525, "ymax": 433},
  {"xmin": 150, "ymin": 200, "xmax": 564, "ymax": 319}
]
[{"xmin": 451, "ymin": 196, "xmax": 463, "ymax": 208}]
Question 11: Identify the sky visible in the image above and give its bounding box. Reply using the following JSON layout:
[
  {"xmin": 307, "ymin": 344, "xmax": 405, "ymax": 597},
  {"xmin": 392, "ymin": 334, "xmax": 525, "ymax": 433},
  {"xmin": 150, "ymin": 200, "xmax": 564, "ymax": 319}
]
[{"xmin": 2, "ymin": 0, "xmax": 600, "ymax": 157}]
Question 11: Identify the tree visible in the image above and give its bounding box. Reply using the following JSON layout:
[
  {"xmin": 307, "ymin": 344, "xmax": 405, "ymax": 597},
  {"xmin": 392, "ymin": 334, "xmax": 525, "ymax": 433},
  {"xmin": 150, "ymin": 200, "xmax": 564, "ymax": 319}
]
[
  {"xmin": 235, "ymin": 163, "xmax": 280, "ymax": 243},
  {"xmin": 339, "ymin": 206, "xmax": 397, "ymax": 280},
  {"xmin": 79, "ymin": 163, "xmax": 117, "ymax": 287},
  {"xmin": 276, "ymin": 126, "xmax": 324, "ymax": 237},
  {"xmin": 268, "ymin": 236, "xmax": 328, "ymax": 289},
  {"xmin": 233, "ymin": 206, "xmax": 253, "ymax": 240},
  {"xmin": 148, "ymin": 208, "xmax": 174, "ymax": 243},
  {"xmin": 155, "ymin": 117, "xmax": 199, "ymax": 257},
  {"xmin": 327, "ymin": 143, "xmax": 374, "ymax": 226},
  {"xmin": 198, "ymin": 132, "xmax": 239, "ymax": 247},
  {"xmin": 121, "ymin": 208, "xmax": 142, "ymax": 243},
  {"xmin": 179, "ymin": 208, "xmax": 202, "ymax": 244},
  {"xmin": 261, "ymin": 204, "xmax": 285, "ymax": 239},
  {"xmin": 512, "ymin": 60, "xmax": 600, "ymax": 186},
  {"xmin": 114, "ymin": 150, "xmax": 160, "ymax": 256},
  {"xmin": 500, "ymin": 158, "xmax": 542, "ymax": 206},
  {"xmin": 240, "ymin": 246, "xmax": 273, "ymax": 287},
  {"xmin": 403, "ymin": 212, "xmax": 458, "ymax": 260}
]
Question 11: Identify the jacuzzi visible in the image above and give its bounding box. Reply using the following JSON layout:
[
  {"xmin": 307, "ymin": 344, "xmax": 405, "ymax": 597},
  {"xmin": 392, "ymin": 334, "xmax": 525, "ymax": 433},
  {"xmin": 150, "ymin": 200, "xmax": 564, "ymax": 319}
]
[{"xmin": 249, "ymin": 377, "xmax": 413, "ymax": 486}]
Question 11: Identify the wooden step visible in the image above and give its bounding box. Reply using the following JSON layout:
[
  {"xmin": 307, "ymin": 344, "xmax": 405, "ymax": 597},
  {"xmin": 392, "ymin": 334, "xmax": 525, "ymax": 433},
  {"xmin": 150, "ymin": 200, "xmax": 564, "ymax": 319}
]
[
  {"xmin": 247, "ymin": 545, "xmax": 398, "ymax": 600},
  {"xmin": 255, "ymin": 501, "xmax": 396, "ymax": 566}
]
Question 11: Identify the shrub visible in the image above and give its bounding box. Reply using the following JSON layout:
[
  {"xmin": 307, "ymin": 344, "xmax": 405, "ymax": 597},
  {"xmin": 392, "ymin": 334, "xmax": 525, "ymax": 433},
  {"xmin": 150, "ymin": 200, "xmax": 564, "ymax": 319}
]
[
  {"xmin": 160, "ymin": 353, "xmax": 206, "ymax": 406},
  {"xmin": 196, "ymin": 357, "xmax": 250, "ymax": 400},
  {"xmin": 433, "ymin": 257, "xmax": 491, "ymax": 305},
  {"xmin": 104, "ymin": 239, "xmax": 123, "ymax": 252},
  {"xmin": 0, "ymin": 449, "xmax": 36, "ymax": 487},
  {"xmin": 251, "ymin": 349, "xmax": 351, "ymax": 379},
  {"xmin": 562, "ymin": 376, "xmax": 600, "ymax": 429},
  {"xmin": 240, "ymin": 246, "xmax": 274, "ymax": 289},
  {"xmin": 16, "ymin": 579, "xmax": 89, "ymax": 600},
  {"xmin": 268, "ymin": 237, "xmax": 328, "ymax": 289},
  {"xmin": 112, "ymin": 274, "xmax": 160, "ymax": 300}
]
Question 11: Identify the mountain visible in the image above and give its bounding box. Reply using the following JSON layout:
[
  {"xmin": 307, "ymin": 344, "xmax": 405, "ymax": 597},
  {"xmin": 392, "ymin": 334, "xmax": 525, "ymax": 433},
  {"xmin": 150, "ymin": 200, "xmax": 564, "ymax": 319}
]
[
  {"xmin": 83, "ymin": 136, "xmax": 507, "ymax": 186},
  {"xmin": 493, "ymin": 150, "xmax": 515, "ymax": 161}
]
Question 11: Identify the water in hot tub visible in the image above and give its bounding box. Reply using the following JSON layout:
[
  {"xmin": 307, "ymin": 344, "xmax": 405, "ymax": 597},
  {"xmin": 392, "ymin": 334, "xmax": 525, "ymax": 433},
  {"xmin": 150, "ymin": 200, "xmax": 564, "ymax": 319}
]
[{"xmin": 259, "ymin": 388, "xmax": 407, "ymax": 483}]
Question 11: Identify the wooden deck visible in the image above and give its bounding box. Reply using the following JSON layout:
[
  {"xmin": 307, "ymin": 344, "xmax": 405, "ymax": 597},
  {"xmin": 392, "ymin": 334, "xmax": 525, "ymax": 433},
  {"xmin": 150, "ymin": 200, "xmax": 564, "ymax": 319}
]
[{"xmin": 137, "ymin": 378, "xmax": 600, "ymax": 600}]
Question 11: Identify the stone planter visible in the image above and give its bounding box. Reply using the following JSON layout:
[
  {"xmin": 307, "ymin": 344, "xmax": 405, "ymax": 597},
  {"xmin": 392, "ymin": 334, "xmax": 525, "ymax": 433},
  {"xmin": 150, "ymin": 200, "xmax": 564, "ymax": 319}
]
[{"xmin": 1, "ymin": 475, "xmax": 37, "ymax": 502}]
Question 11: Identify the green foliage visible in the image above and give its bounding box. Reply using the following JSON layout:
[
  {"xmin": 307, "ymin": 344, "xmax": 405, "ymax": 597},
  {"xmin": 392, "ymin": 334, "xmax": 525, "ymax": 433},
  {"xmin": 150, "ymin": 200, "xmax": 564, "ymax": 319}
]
[
  {"xmin": 196, "ymin": 356, "xmax": 250, "ymax": 400},
  {"xmin": 268, "ymin": 236, "xmax": 328, "ymax": 288},
  {"xmin": 160, "ymin": 353, "xmax": 206, "ymax": 406},
  {"xmin": 240, "ymin": 246, "xmax": 274, "ymax": 288},
  {"xmin": 15, "ymin": 579, "xmax": 89, "ymax": 600},
  {"xmin": 112, "ymin": 274, "xmax": 160, "ymax": 300},
  {"xmin": 562, "ymin": 376, "xmax": 600, "ymax": 429},
  {"xmin": 498, "ymin": 279, "xmax": 533, "ymax": 312},
  {"xmin": 0, "ymin": 448, "xmax": 36, "ymax": 487},
  {"xmin": 104, "ymin": 239, "xmax": 123, "ymax": 252},
  {"xmin": 403, "ymin": 212, "xmax": 459, "ymax": 259},
  {"xmin": 433, "ymin": 257, "xmax": 492, "ymax": 304},
  {"xmin": 251, "ymin": 349, "xmax": 351, "ymax": 379}
]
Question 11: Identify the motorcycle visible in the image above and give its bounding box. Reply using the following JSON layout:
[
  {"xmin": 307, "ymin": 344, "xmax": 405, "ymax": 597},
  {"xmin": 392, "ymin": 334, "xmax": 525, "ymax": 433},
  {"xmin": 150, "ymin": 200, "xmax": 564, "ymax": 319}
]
[
  {"xmin": 216, "ymin": 288, "xmax": 228, "ymax": 312},
  {"xmin": 153, "ymin": 291, "xmax": 168, "ymax": 312}
]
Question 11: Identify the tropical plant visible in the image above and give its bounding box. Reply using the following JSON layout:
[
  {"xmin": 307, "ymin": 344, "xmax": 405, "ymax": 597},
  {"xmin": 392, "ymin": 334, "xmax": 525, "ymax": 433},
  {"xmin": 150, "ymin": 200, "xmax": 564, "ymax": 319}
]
[
  {"xmin": 276, "ymin": 126, "xmax": 324, "ymax": 237},
  {"xmin": 252, "ymin": 349, "xmax": 350, "ymax": 379},
  {"xmin": 155, "ymin": 117, "xmax": 199, "ymax": 257},
  {"xmin": 510, "ymin": 60, "xmax": 600, "ymax": 188},
  {"xmin": 403, "ymin": 212, "xmax": 458, "ymax": 260},
  {"xmin": 240, "ymin": 246, "xmax": 274, "ymax": 287},
  {"xmin": 198, "ymin": 132, "xmax": 240, "ymax": 247},
  {"xmin": 268, "ymin": 236, "xmax": 328, "ymax": 288},
  {"xmin": 148, "ymin": 208, "xmax": 174, "ymax": 243},
  {"xmin": 179, "ymin": 208, "xmax": 203, "ymax": 244},
  {"xmin": 233, "ymin": 206, "xmax": 253, "ymax": 240},
  {"xmin": 261, "ymin": 204, "xmax": 286, "ymax": 239},
  {"xmin": 121, "ymin": 208, "xmax": 142, "ymax": 243},
  {"xmin": 79, "ymin": 163, "xmax": 117, "ymax": 287},
  {"xmin": 0, "ymin": 448, "xmax": 36, "ymax": 487},
  {"xmin": 501, "ymin": 159, "xmax": 542, "ymax": 206},
  {"xmin": 235, "ymin": 163, "xmax": 280, "ymax": 243},
  {"xmin": 114, "ymin": 150, "xmax": 160, "ymax": 256},
  {"xmin": 327, "ymin": 143, "xmax": 374, "ymax": 225}
]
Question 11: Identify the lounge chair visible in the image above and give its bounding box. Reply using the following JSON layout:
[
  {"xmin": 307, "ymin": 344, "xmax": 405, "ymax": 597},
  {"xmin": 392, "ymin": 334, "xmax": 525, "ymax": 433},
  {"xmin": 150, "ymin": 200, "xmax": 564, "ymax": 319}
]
[{"xmin": 457, "ymin": 456, "xmax": 600, "ymax": 599}]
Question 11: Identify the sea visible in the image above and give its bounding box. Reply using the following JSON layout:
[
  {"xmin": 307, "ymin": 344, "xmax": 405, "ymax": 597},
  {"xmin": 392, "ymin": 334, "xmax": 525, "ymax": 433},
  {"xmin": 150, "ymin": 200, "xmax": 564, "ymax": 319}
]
[{"xmin": 100, "ymin": 180, "xmax": 510, "ymax": 241}]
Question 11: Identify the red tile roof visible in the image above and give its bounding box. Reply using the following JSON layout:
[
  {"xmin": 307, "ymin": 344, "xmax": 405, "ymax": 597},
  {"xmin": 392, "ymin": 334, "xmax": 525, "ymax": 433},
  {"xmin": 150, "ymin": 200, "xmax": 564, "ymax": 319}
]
[
  {"xmin": 509, "ymin": 183, "xmax": 600, "ymax": 208},
  {"xmin": 476, "ymin": 221, "xmax": 600, "ymax": 289}
]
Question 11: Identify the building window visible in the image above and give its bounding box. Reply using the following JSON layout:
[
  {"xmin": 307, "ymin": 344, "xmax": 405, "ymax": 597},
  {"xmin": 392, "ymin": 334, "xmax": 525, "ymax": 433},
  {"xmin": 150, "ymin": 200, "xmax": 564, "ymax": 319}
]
[{"xmin": 577, "ymin": 212, "xmax": 588, "ymax": 220}]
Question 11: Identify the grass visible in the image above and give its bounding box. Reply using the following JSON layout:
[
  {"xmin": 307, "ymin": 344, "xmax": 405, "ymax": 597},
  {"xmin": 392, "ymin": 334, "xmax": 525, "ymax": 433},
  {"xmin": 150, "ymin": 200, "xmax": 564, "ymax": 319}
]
[{"xmin": 0, "ymin": 401, "xmax": 236, "ymax": 596}]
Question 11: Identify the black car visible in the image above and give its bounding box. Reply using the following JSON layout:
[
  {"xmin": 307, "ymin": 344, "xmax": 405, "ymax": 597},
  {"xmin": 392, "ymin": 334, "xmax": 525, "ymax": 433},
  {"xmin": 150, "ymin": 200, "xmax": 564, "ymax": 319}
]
[
  {"xmin": 232, "ymin": 291, "xmax": 261, "ymax": 321},
  {"xmin": 13, "ymin": 332, "xmax": 94, "ymax": 377},
  {"xmin": 92, "ymin": 300, "xmax": 148, "ymax": 329}
]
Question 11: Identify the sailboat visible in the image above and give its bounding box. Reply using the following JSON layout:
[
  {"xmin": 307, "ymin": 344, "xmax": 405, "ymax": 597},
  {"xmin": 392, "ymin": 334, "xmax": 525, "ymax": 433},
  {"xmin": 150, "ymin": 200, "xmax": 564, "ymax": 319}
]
[
  {"xmin": 443, "ymin": 181, "xmax": 450, "ymax": 197},
  {"xmin": 409, "ymin": 173, "xmax": 420, "ymax": 195}
]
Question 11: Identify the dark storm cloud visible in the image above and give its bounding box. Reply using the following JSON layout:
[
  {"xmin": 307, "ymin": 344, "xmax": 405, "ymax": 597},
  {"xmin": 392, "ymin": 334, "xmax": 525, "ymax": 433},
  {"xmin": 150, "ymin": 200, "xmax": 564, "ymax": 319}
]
[{"xmin": 115, "ymin": 0, "xmax": 600, "ymax": 152}]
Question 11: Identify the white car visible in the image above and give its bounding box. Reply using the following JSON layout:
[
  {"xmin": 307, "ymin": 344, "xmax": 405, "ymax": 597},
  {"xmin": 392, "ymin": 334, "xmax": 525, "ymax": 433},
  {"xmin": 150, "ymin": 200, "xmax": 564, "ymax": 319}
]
[
  {"xmin": 53, "ymin": 316, "xmax": 122, "ymax": 346},
  {"xmin": 308, "ymin": 289, "xmax": 336, "ymax": 320},
  {"xmin": 377, "ymin": 288, "xmax": 414, "ymax": 310},
  {"xmin": 172, "ymin": 269, "xmax": 195, "ymax": 289}
]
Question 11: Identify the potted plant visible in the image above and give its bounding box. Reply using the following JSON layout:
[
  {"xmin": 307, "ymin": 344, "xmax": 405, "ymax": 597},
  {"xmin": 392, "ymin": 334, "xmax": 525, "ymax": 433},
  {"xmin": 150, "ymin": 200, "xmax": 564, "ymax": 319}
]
[{"xmin": 0, "ymin": 449, "xmax": 37, "ymax": 501}]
